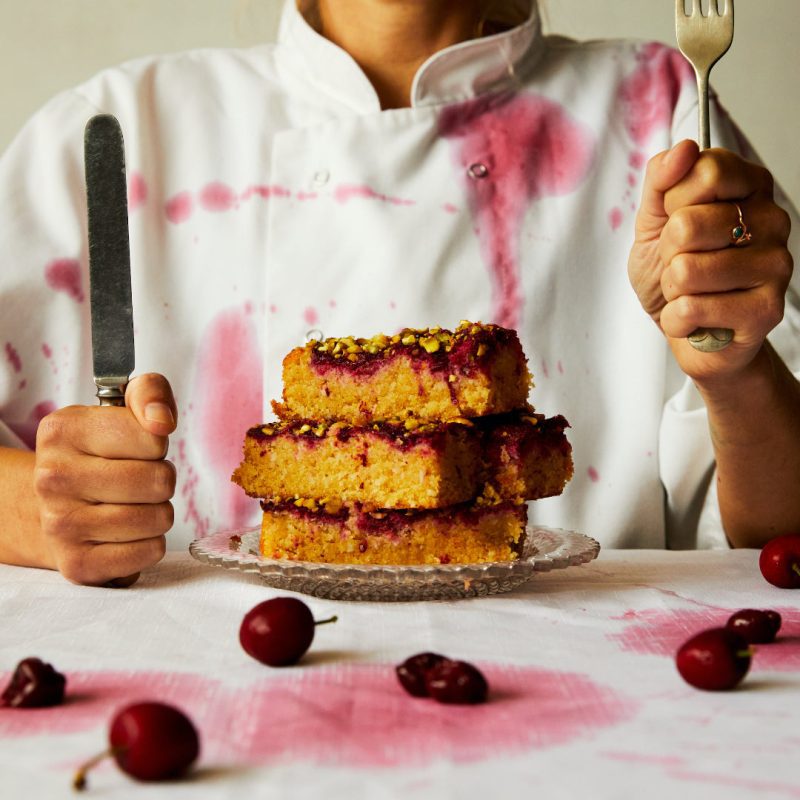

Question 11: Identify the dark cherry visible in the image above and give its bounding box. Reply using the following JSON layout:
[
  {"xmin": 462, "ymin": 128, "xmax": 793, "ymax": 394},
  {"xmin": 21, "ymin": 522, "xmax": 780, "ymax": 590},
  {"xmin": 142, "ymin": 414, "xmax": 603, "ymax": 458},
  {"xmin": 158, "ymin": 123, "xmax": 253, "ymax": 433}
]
[
  {"xmin": 425, "ymin": 659, "xmax": 489, "ymax": 705},
  {"xmin": 74, "ymin": 701, "xmax": 199, "ymax": 790},
  {"xmin": 725, "ymin": 609, "xmax": 782, "ymax": 644},
  {"xmin": 240, "ymin": 597, "xmax": 337, "ymax": 667},
  {"xmin": 676, "ymin": 628, "xmax": 752, "ymax": 691},
  {"xmin": 395, "ymin": 652, "xmax": 447, "ymax": 697},
  {"xmin": 0, "ymin": 657, "xmax": 66, "ymax": 708},
  {"xmin": 759, "ymin": 534, "xmax": 800, "ymax": 589}
]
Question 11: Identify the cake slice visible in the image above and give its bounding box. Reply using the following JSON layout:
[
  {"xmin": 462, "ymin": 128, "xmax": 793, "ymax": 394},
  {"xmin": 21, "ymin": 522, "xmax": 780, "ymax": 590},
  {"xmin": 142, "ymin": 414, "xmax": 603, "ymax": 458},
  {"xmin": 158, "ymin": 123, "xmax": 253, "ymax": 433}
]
[
  {"xmin": 477, "ymin": 413, "xmax": 574, "ymax": 505},
  {"xmin": 258, "ymin": 500, "xmax": 528, "ymax": 565},
  {"xmin": 232, "ymin": 417, "xmax": 481, "ymax": 511},
  {"xmin": 277, "ymin": 321, "xmax": 531, "ymax": 425},
  {"xmin": 232, "ymin": 412, "xmax": 572, "ymax": 511}
]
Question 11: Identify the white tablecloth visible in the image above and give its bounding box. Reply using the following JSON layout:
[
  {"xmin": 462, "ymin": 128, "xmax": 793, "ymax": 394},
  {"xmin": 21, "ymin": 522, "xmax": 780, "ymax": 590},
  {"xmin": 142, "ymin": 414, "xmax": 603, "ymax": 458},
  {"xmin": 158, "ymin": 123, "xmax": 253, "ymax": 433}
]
[{"xmin": 1, "ymin": 548, "xmax": 798, "ymax": 799}]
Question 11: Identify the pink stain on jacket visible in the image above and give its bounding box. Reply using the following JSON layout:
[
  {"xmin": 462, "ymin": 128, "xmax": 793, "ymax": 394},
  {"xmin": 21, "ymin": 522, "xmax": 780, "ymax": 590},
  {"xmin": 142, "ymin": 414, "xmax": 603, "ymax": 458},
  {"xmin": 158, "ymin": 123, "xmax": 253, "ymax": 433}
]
[
  {"xmin": 333, "ymin": 184, "xmax": 416, "ymax": 206},
  {"xmin": 7, "ymin": 400, "xmax": 56, "ymax": 449},
  {"xmin": 193, "ymin": 306, "xmax": 263, "ymax": 531},
  {"xmin": 200, "ymin": 182, "xmax": 237, "ymax": 212},
  {"xmin": 440, "ymin": 92, "xmax": 595, "ymax": 329},
  {"xmin": 44, "ymin": 259, "xmax": 84, "ymax": 303},
  {"xmin": 0, "ymin": 665, "xmax": 636, "ymax": 767},
  {"xmin": 609, "ymin": 608, "xmax": 800, "ymax": 671},
  {"xmin": 165, "ymin": 191, "xmax": 194, "ymax": 224},
  {"xmin": 127, "ymin": 171, "xmax": 148, "ymax": 211},
  {"xmin": 4, "ymin": 342, "xmax": 22, "ymax": 373},
  {"xmin": 619, "ymin": 42, "xmax": 693, "ymax": 145}
]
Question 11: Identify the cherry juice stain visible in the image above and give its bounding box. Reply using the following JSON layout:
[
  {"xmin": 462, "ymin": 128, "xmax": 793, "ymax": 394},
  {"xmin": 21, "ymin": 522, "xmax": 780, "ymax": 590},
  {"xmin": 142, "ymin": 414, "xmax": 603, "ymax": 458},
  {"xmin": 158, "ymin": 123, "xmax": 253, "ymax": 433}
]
[
  {"xmin": 439, "ymin": 92, "xmax": 595, "ymax": 329},
  {"xmin": 0, "ymin": 665, "xmax": 636, "ymax": 768},
  {"xmin": 333, "ymin": 184, "xmax": 415, "ymax": 206},
  {"xmin": 4, "ymin": 342, "xmax": 22, "ymax": 373},
  {"xmin": 44, "ymin": 259, "xmax": 84, "ymax": 303},
  {"xmin": 165, "ymin": 191, "xmax": 194, "ymax": 224},
  {"xmin": 193, "ymin": 306, "xmax": 263, "ymax": 531},
  {"xmin": 200, "ymin": 182, "xmax": 237, "ymax": 213},
  {"xmin": 609, "ymin": 608, "xmax": 800, "ymax": 671},
  {"xmin": 127, "ymin": 171, "xmax": 148, "ymax": 212},
  {"xmin": 619, "ymin": 42, "xmax": 693, "ymax": 146},
  {"xmin": 7, "ymin": 401, "xmax": 57, "ymax": 450}
]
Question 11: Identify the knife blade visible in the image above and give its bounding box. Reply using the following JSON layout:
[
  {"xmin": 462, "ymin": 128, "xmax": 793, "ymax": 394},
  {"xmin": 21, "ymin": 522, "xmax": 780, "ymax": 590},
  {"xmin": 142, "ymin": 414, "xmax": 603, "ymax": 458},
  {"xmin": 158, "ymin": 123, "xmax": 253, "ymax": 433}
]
[{"xmin": 84, "ymin": 113, "xmax": 135, "ymax": 406}]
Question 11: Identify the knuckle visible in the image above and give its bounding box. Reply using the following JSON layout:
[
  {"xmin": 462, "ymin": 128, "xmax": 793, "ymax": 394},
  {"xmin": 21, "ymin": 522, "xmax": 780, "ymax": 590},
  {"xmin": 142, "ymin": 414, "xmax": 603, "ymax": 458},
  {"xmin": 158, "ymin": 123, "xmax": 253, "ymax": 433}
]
[
  {"xmin": 668, "ymin": 253, "xmax": 694, "ymax": 290},
  {"xmin": 153, "ymin": 461, "xmax": 177, "ymax": 498},
  {"xmin": 774, "ymin": 207, "xmax": 792, "ymax": 242},
  {"xmin": 57, "ymin": 547, "xmax": 95, "ymax": 586},
  {"xmin": 697, "ymin": 155, "xmax": 725, "ymax": 188},
  {"xmin": 33, "ymin": 462, "xmax": 68, "ymax": 499},
  {"xmin": 34, "ymin": 409, "xmax": 71, "ymax": 449},
  {"xmin": 668, "ymin": 208, "xmax": 697, "ymax": 248}
]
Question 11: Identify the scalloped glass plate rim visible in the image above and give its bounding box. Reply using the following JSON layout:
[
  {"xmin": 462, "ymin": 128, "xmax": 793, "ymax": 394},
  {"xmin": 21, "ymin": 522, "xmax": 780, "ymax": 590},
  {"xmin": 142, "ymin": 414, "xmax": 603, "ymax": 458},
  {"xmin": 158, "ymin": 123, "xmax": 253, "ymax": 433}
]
[{"xmin": 188, "ymin": 524, "xmax": 600, "ymax": 583}]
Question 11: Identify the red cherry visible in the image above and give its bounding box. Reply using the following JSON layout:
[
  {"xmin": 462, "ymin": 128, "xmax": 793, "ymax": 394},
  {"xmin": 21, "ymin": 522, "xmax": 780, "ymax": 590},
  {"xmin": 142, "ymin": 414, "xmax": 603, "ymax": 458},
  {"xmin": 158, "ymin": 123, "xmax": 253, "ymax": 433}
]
[
  {"xmin": 725, "ymin": 609, "xmax": 782, "ymax": 643},
  {"xmin": 759, "ymin": 534, "xmax": 800, "ymax": 588},
  {"xmin": 425, "ymin": 659, "xmax": 489, "ymax": 704},
  {"xmin": 676, "ymin": 628, "xmax": 752, "ymax": 691},
  {"xmin": 240, "ymin": 597, "xmax": 337, "ymax": 667},
  {"xmin": 395, "ymin": 652, "xmax": 447, "ymax": 697},
  {"xmin": 0, "ymin": 657, "xmax": 66, "ymax": 708},
  {"xmin": 73, "ymin": 701, "xmax": 199, "ymax": 790}
]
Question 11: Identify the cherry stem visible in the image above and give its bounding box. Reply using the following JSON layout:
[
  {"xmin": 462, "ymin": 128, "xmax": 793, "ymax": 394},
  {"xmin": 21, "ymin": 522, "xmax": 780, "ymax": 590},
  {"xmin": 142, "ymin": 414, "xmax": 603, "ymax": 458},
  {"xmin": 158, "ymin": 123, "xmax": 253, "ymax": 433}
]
[
  {"xmin": 792, "ymin": 562, "xmax": 800, "ymax": 578},
  {"xmin": 73, "ymin": 746, "xmax": 124, "ymax": 791},
  {"xmin": 314, "ymin": 615, "xmax": 338, "ymax": 627}
]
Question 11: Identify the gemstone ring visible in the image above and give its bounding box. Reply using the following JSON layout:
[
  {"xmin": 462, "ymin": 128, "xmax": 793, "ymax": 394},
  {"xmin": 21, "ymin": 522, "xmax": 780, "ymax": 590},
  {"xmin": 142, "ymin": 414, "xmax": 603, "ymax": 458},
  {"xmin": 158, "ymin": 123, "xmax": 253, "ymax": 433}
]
[{"xmin": 731, "ymin": 202, "xmax": 752, "ymax": 247}]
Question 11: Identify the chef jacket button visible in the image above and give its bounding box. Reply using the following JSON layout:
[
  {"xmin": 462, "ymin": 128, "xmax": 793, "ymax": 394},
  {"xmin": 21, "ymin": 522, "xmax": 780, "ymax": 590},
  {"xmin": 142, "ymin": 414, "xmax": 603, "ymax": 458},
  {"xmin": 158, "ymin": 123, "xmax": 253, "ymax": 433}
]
[
  {"xmin": 313, "ymin": 170, "xmax": 330, "ymax": 186},
  {"xmin": 467, "ymin": 163, "xmax": 489, "ymax": 179}
]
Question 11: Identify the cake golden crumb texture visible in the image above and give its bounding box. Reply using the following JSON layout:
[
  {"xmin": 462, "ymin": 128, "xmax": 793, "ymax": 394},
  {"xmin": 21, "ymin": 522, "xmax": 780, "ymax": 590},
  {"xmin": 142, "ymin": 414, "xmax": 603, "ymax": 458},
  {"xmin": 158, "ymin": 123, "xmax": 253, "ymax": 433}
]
[{"xmin": 232, "ymin": 321, "xmax": 573, "ymax": 565}]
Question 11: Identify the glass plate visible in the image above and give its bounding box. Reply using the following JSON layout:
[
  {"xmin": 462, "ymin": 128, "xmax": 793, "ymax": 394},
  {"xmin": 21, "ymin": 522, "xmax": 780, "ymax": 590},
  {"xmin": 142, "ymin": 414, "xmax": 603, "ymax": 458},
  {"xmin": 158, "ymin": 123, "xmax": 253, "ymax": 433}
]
[{"xmin": 189, "ymin": 525, "xmax": 600, "ymax": 602}]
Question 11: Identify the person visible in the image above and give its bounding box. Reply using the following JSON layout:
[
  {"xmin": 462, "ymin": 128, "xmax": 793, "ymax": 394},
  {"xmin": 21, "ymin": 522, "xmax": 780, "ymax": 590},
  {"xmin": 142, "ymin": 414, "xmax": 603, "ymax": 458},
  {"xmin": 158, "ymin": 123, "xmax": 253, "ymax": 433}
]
[{"xmin": 0, "ymin": 0, "xmax": 797, "ymax": 586}]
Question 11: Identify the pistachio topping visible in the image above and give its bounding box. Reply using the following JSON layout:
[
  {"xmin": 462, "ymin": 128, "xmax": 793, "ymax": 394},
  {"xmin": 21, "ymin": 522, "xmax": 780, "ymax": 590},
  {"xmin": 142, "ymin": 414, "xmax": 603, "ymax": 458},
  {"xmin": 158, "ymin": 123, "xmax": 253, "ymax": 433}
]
[{"xmin": 306, "ymin": 321, "xmax": 505, "ymax": 363}]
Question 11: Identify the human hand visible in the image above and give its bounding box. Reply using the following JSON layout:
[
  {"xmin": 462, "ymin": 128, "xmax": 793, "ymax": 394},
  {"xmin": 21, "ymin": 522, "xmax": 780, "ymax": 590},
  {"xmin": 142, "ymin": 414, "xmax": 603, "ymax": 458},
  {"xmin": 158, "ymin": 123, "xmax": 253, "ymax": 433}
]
[
  {"xmin": 33, "ymin": 373, "xmax": 177, "ymax": 586},
  {"xmin": 628, "ymin": 139, "xmax": 793, "ymax": 384}
]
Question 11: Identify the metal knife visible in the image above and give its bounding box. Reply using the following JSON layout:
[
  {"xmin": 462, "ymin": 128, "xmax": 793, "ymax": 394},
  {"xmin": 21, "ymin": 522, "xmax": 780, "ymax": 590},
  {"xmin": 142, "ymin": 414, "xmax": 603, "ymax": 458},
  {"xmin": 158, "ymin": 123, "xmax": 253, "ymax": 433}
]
[{"xmin": 84, "ymin": 114, "xmax": 135, "ymax": 406}]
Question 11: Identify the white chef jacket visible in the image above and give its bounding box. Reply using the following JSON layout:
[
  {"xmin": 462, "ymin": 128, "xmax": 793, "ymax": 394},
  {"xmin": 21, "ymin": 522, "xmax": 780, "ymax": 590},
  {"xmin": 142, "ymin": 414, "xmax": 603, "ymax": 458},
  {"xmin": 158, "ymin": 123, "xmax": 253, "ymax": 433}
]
[{"xmin": 1, "ymin": 0, "xmax": 798, "ymax": 552}]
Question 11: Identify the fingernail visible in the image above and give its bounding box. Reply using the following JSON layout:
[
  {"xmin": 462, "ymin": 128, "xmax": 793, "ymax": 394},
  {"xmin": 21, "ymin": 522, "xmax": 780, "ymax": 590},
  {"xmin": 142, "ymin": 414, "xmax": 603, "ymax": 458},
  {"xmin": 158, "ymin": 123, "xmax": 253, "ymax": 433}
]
[{"xmin": 145, "ymin": 402, "xmax": 175, "ymax": 426}]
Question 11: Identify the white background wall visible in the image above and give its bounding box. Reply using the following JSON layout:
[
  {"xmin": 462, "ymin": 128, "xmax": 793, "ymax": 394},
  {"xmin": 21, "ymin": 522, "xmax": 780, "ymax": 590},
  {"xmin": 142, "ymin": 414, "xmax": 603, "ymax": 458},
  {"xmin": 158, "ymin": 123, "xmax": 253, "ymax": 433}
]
[{"xmin": 2, "ymin": 0, "xmax": 798, "ymax": 205}]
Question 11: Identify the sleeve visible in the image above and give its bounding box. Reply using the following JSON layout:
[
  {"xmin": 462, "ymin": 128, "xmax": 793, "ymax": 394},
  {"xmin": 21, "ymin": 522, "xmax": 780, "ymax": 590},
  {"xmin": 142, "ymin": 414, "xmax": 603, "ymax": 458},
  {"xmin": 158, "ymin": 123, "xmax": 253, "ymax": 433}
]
[
  {"xmin": 0, "ymin": 88, "xmax": 102, "ymax": 450},
  {"xmin": 659, "ymin": 86, "xmax": 800, "ymax": 550}
]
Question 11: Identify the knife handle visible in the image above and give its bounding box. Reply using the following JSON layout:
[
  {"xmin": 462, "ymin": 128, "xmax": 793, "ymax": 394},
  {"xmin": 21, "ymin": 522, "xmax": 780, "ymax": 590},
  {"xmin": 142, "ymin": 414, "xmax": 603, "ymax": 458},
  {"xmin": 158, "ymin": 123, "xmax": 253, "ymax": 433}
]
[{"xmin": 96, "ymin": 381, "xmax": 128, "ymax": 407}]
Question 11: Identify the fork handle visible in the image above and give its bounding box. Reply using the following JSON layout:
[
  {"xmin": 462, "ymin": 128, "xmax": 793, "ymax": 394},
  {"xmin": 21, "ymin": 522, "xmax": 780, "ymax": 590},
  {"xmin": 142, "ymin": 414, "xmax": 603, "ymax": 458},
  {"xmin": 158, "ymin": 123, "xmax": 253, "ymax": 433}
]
[
  {"xmin": 687, "ymin": 68, "xmax": 734, "ymax": 352},
  {"xmin": 696, "ymin": 69, "xmax": 711, "ymax": 151}
]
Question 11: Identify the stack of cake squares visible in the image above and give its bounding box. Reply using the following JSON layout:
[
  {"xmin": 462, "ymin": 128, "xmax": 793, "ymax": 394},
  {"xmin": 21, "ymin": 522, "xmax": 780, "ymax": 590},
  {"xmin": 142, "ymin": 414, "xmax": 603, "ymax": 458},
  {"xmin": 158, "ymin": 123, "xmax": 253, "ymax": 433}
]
[{"xmin": 233, "ymin": 321, "xmax": 573, "ymax": 565}]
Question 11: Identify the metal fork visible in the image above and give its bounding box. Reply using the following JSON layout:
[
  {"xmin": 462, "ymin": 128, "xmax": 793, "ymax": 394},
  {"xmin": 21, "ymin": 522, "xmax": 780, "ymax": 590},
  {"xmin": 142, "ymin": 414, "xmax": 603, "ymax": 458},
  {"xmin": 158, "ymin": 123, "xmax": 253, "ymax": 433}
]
[{"xmin": 675, "ymin": 0, "xmax": 735, "ymax": 352}]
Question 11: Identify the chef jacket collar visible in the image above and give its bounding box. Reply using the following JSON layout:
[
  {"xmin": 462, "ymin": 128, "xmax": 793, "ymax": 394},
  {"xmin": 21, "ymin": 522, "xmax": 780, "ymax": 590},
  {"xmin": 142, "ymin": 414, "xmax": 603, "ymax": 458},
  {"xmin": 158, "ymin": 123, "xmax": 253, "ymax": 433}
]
[{"xmin": 279, "ymin": 0, "xmax": 543, "ymax": 112}]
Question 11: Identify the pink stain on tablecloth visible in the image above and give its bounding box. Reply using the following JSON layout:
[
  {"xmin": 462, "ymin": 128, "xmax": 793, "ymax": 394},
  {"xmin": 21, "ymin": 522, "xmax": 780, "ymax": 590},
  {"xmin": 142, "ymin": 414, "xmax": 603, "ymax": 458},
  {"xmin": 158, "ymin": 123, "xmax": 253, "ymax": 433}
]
[
  {"xmin": 0, "ymin": 665, "xmax": 636, "ymax": 767},
  {"xmin": 44, "ymin": 259, "xmax": 84, "ymax": 303},
  {"xmin": 587, "ymin": 466, "xmax": 600, "ymax": 482},
  {"xmin": 127, "ymin": 171, "xmax": 148, "ymax": 211},
  {"xmin": 439, "ymin": 92, "xmax": 595, "ymax": 329},
  {"xmin": 165, "ymin": 191, "xmax": 194, "ymax": 224},
  {"xmin": 303, "ymin": 307, "xmax": 319, "ymax": 326},
  {"xmin": 609, "ymin": 608, "xmax": 800, "ymax": 671},
  {"xmin": 193, "ymin": 306, "xmax": 263, "ymax": 532},
  {"xmin": 619, "ymin": 42, "xmax": 693, "ymax": 146},
  {"xmin": 609, "ymin": 207, "xmax": 623, "ymax": 231}
]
